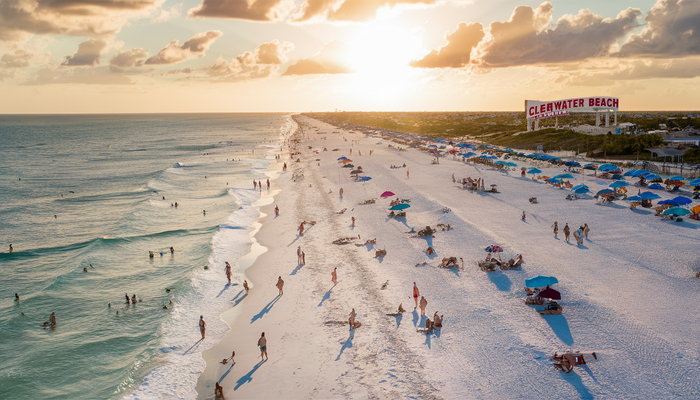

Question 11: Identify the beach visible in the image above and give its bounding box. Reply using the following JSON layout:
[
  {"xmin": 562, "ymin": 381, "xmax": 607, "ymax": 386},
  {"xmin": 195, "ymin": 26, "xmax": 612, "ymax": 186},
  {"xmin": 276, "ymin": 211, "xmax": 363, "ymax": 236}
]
[{"xmin": 196, "ymin": 115, "xmax": 700, "ymax": 399}]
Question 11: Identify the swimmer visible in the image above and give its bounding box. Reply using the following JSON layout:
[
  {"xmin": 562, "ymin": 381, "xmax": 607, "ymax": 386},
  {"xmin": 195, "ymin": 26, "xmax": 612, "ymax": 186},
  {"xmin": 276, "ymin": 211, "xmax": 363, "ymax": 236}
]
[
  {"xmin": 203, "ymin": 210, "xmax": 206, "ymax": 216},
  {"xmin": 162, "ymin": 302, "xmax": 168, "ymax": 309},
  {"xmin": 9, "ymin": 244, "xmax": 13, "ymax": 253},
  {"xmin": 125, "ymin": 293, "xmax": 131, "ymax": 304},
  {"xmin": 15, "ymin": 293, "xmax": 20, "ymax": 302},
  {"xmin": 149, "ymin": 251, "xmax": 154, "ymax": 259},
  {"xmin": 170, "ymin": 247, "xmax": 174, "ymax": 254},
  {"xmin": 83, "ymin": 267, "xmax": 88, "ymax": 272},
  {"xmin": 108, "ymin": 303, "xmax": 111, "ymax": 308},
  {"xmin": 132, "ymin": 294, "xmax": 137, "ymax": 304}
]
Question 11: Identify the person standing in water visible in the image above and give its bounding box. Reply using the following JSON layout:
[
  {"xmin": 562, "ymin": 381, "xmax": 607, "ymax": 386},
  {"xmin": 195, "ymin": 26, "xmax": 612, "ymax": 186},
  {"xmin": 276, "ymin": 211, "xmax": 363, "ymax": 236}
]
[
  {"xmin": 258, "ymin": 332, "xmax": 268, "ymax": 361},
  {"xmin": 199, "ymin": 315, "xmax": 206, "ymax": 339},
  {"xmin": 225, "ymin": 261, "xmax": 232, "ymax": 283},
  {"xmin": 253, "ymin": 180, "xmax": 257, "ymax": 189},
  {"xmin": 9, "ymin": 244, "xmax": 13, "ymax": 253},
  {"xmin": 243, "ymin": 280, "xmax": 249, "ymax": 294},
  {"xmin": 331, "ymin": 268, "xmax": 338, "ymax": 284},
  {"xmin": 266, "ymin": 179, "xmax": 270, "ymax": 189}
]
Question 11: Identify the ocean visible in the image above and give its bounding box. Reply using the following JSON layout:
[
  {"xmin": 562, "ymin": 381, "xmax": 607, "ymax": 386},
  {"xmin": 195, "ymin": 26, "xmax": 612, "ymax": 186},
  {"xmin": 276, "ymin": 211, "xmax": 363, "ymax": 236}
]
[{"xmin": 0, "ymin": 113, "xmax": 291, "ymax": 400}]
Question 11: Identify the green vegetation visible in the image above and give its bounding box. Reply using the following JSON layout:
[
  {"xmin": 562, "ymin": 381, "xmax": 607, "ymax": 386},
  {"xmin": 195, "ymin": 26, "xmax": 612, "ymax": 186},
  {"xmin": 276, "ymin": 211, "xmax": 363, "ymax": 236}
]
[
  {"xmin": 303, "ymin": 111, "xmax": 687, "ymax": 160},
  {"xmin": 684, "ymin": 147, "xmax": 700, "ymax": 163}
]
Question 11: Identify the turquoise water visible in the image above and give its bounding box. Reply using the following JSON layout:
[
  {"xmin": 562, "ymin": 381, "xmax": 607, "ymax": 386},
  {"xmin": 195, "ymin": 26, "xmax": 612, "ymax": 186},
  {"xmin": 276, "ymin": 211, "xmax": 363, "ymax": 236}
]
[{"xmin": 0, "ymin": 114, "xmax": 288, "ymax": 400}]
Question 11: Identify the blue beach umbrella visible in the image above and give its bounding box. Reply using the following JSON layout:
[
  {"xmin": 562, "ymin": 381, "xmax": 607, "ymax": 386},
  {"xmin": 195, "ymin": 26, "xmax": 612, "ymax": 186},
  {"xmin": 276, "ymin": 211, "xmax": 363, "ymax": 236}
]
[
  {"xmin": 623, "ymin": 170, "xmax": 636, "ymax": 177},
  {"xmin": 627, "ymin": 195, "xmax": 642, "ymax": 201},
  {"xmin": 596, "ymin": 188, "xmax": 614, "ymax": 196},
  {"xmin": 337, "ymin": 156, "xmax": 347, "ymax": 160},
  {"xmin": 609, "ymin": 181, "xmax": 630, "ymax": 188},
  {"xmin": 632, "ymin": 170, "xmax": 649, "ymax": 177},
  {"xmin": 574, "ymin": 187, "xmax": 589, "ymax": 194},
  {"xmin": 648, "ymin": 183, "xmax": 665, "ymax": 190},
  {"xmin": 389, "ymin": 203, "xmax": 410, "ymax": 210},
  {"xmin": 525, "ymin": 275, "xmax": 558, "ymax": 288},
  {"xmin": 553, "ymin": 173, "xmax": 574, "ymax": 179},
  {"xmin": 598, "ymin": 164, "xmax": 619, "ymax": 171},
  {"xmin": 527, "ymin": 168, "xmax": 541, "ymax": 174},
  {"xmin": 572, "ymin": 184, "xmax": 588, "ymax": 191},
  {"xmin": 671, "ymin": 196, "xmax": 692, "ymax": 205},
  {"xmin": 564, "ymin": 161, "xmax": 581, "ymax": 167},
  {"xmin": 643, "ymin": 173, "xmax": 661, "ymax": 180},
  {"xmin": 663, "ymin": 207, "xmax": 691, "ymax": 216},
  {"xmin": 669, "ymin": 176, "xmax": 685, "ymax": 181},
  {"xmin": 689, "ymin": 178, "xmax": 700, "ymax": 186},
  {"xmin": 640, "ymin": 191, "xmax": 661, "ymax": 200},
  {"xmin": 549, "ymin": 178, "xmax": 562, "ymax": 184},
  {"xmin": 495, "ymin": 160, "xmax": 508, "ymax": 165}
]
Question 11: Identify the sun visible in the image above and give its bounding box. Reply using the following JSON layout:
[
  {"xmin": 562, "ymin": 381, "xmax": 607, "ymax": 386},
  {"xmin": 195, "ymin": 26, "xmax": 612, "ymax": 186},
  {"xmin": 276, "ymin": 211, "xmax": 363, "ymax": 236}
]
[{"xmin": 348, "ymin": 25, "xmax": 423, "ymax": 99}]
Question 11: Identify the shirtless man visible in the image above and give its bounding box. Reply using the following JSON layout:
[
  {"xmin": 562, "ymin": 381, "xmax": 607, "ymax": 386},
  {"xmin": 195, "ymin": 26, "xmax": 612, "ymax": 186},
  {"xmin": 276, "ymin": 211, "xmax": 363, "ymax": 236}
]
[
  {"xmin": 419, "ymin": 296, "xmax": 428, "ymax": 316},
  {"xmin": 258, "ymin": 332, "xmax": 268, "ymax": 361},
  {"xmin": 224, "ymin": 261, "xmax": 232, "ymax": 283}
]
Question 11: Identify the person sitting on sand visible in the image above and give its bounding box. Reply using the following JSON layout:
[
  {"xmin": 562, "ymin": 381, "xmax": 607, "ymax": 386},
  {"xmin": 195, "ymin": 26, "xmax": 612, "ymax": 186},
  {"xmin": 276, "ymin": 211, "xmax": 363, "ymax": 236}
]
[
  {"xmin": 215, "ymin": 382, "xmax": 225, "ymax": 400},
  {"xmin": 221, "ymin": 351, "xmax": 235, "ymax": 365},
  {"xmin": 397, "ymin": 303, "xmax": 405, "ymax": 313},
  {"xmin": 485, "ymin": 253, "xmax": 492, "ymax": 263},
  {"xmin": 514, "ymin": 254, "xmax": 523, "ymax": 267},
  {"xmin": 433, "ymin": 312, "xmax": 443, "ymax": 328},
  {"xmin": 424, "ymin": 318, "xmax": 433, "ymax": 332}
]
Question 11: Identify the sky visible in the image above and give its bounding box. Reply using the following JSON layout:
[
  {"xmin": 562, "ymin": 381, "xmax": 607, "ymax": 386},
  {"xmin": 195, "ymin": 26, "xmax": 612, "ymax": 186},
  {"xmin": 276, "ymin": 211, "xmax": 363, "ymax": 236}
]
[{"xmin": 0, "ymin": 0, "xmax": 699, "ymax": 113}]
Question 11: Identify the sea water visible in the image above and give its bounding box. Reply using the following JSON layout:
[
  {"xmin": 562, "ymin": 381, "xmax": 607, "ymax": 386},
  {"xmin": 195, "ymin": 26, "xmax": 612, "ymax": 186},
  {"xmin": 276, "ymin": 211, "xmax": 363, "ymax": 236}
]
[{"xmin": 0, "ymin": 113, "xmax": 291, "ymax": 400}]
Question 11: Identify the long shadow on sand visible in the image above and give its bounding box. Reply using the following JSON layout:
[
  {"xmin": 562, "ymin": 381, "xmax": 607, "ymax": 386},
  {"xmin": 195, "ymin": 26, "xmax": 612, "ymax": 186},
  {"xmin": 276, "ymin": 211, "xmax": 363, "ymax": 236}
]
[
  {"xmin": 561, "ymin": 368, "xmax": 594, "ymax": 399},
  {"xmin": 318, "ymin": 284, "xmax": 336, "ymax": 307},
  {"xmin": 231, "ymin": 290, "xmax": 247, "ymax": 305},
  {"xmin": 251, "ymin": 296, "xmax": 281, "ymax": 324},
  {"xmin": 335, "ymin": 329, "xmax": 355, "ymax": 361},
  {"xmin": 543, "ymin": 313, "xmax": 574, "ymax": 346},
  {"xmin": 234, "ymin": 360, "xmax": 266, "ymax": 390},
  {"xmin": 183, "ymin": 339, "xmax": 203, "ymax": 355},
  {"xmin": 412, "ymin": 310, "xmax": 420, "ymax": 327},
  {"xmin": 487, "ymin": 269, "xmax": 512, "ymax": 292},
  {"xmin": 219, "ymin": 362, "xmax": 235, "ymax": 382},
  {"xmin": 390, "ymin": 313, "xmax": 402, "ymax": 328},
  {"xmin": 290, "ymin": 263, "xmax": 304, "ymax": 275},
  {"xmin": 217, "ymin": 282, "xmax": 235, "ymax": 298}
]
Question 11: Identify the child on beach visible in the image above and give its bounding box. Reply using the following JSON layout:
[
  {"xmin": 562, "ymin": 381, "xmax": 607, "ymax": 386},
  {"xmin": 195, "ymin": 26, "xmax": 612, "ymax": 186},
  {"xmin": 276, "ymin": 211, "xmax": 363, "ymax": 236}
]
[
  {"xmin": 521, "ymin": 211, "xmax": 526, "ymax": 221},
  {"xmin": 274, "ymin": 205, "xmax": 279, "ymax": 216}
]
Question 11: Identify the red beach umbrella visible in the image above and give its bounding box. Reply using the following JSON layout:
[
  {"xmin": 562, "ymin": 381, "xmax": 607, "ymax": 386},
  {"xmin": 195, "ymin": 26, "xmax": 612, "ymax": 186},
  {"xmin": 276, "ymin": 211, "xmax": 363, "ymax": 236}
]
[
  {"xmin": 380, "ymin": 191, "xmax": 395, "ymax": 197},
  {"xmin": 537, "ymin": 287, "xmax": 561, "ymax": 300}
]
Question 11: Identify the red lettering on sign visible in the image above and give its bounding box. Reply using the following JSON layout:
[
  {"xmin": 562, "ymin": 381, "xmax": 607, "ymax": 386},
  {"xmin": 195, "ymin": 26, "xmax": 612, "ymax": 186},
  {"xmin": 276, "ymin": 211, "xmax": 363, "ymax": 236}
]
[
  {"xmin": 595, "ymin": 98, "xmax": 601, "ymax": 106},
  {"xmin": 554, "ymin": 101, "xmax": 561, "ymax": 110},
  {"xmin": 589, "ymin": 98, "xmax": 594, "ymax": 107},
  {"xmin": 561, "ymin": 101, "xmax": 568, "ymax": 110},
  {"xmin": 540, "ymin": 104, "xmax": 545, "ymax": 113},
  {"xmin": 613, "ymin": 99, "xmax": 619, "ymax": 108},
  {"xmin": 547, "ymin": 103, "xmax": 553, "ymax": 112},
  {"xmin": 529, "ymin": 107, "xmax": 534, "ymax": 116}
]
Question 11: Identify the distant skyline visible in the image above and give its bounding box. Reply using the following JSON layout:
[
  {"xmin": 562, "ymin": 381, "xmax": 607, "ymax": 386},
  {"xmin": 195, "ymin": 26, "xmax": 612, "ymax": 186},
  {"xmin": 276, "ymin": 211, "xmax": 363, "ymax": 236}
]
[{"xmin": 1, "ymin": 0, "xmax": 699, "ymax": 113}]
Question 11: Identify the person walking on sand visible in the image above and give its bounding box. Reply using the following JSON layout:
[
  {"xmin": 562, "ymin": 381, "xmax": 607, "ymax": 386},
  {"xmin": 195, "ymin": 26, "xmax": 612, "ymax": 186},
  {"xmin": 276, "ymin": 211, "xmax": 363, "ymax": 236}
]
[
  {"xmin": 349, "ymin": 308, "xmax": 356, "ymax": 329},
  {"xmin": 351, "ymin": 216, "xmax": 355, "ymax": 228},
  {"xmin": 224, "ymin": 261, "xmax": 232, "ymax": 283},
  {"xmin": 521, "ymin": 211, "xmax": 526, "ymax": 221},
  {"xmin": 243, "ymin": 280, "xmax": 249, "ymax": 294},
  {"xmin": 199, "ymin": 315, "xmax": 206, "ymax": 339},
  {"xmin": 283, "ymin": 162, "xmax": 287, "ymax": 171},
  {"xmin": 331, "ymin": 267, "xmax": 338, "ymax": 284},
  {"xmin": 276, "ymin": 276, "xmax": 284, "ymax": 296},
  {"xmin": 274, "ymin": 205, "xmax": 279, "ymax": 216},
  {"xmin": 563, "ymin": 223, "xmax": 570, "ymax": 242},
  {"xmin": 583, "ymin": 223, "xmax": 590, "ymax": 240},
  {"xmin": 258, "ymin": 332, "xmax": 268, "ymax": 361},
  {"xmin": 339, "ymin": 188, "xmax": 343, "ymax": 199},
  {"xmin": 266, "ymin": 179, "xmax": 270, "ymax": 189},
  {"xmin": 299, "ymin": 222, "xmax": 305, "ymax": 235},
  {"xmin": 452, "ymin": 173, "xmax": 455, "ymax": 183},
  {"xmin": 253, "ymin": 180, "xmax": 257, "ymax": 189},
  {"xmin": 406, "ymin": 168, "xmax": 409, "ymax": 179},
  {"xmin": 552, "ymin": 221, "xmax": 558, "ymax": 238},
  {"xmin": 412, "ymin": 282, "xmax": 420, "ymax": 309},
  {"xmin": 297, "ymin": 246, "xmax": 302, "ymax": 264},
  {"xmin": 419, "ymin": 296, "xmax": 428, "ymax": 316},
  {"xmin": 576, "ymin": 226, "xmax": 584, "ymax": 245}
]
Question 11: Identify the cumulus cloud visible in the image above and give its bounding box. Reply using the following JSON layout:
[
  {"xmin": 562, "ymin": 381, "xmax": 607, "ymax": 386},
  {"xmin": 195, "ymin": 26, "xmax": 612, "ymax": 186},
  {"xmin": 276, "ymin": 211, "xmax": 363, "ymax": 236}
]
[
  {"xmin": 187, "ymin": 0, "xmax": 283, "ymax": 21},
  {"xmin": 409, "ymin": 22, "xmax": 484, "ymax": 68},
  {"xmin": 203, "ymin": 39, "xmax": 294, "ymax": 81},
  {"xmin": 24, "ymin": 66, "xmax": 135, "ymax": 85},
  {"xmin": 152, "ymin": 3, "xmax": 183, "ymax": 23},
  {"xmin": 1, "ymin": 49, "xmax": 33, "ymax": 68},
  {"xmin": 145, "ymin": 30, "xmax": 222, "ymax": 65},
  {"xmin": 110, "ymin": 48, "xmax": 149, "ymax": 71},
  {"xmin": 0, "ymin": 0, "xmax": 162, "ymax": 42},
  {"xmin": 292, "ymin": 0, "xmax": 436, "ymax": 22},
  {"xmin": 283, "ymin": 39, "xmax": 355, "ymax": 76},
  {"xmin": 61, "ymin": 39, "xmax": 108, "ymax": 66},
  {"xmin": 618, "ymin": 0, "xmax": 700, "ymax": 57},
  {"xmin": 477, "ymin": 2, "xmax": 641, "ymax": 68}
]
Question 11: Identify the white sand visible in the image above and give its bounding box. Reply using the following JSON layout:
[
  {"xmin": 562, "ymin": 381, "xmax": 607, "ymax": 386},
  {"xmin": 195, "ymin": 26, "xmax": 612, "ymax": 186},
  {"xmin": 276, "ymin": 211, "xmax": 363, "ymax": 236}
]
[{"xmin": 197, "ymin": 115, "xmax": 700, "ymax": 399}]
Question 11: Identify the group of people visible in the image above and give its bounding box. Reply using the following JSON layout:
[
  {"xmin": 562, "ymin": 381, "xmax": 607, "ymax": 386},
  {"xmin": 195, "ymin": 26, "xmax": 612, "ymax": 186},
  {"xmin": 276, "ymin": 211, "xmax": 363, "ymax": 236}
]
[
  {"xmin": 552, "ymin": 221, "xmax": 589, "ymax": 244},
  {"xmin": 412, "ymin": 282, "xmax": 444, "ymax": 332},
  {"xmin": 252, "ymin": 179, "xmax": 270, "ymax": 190}
]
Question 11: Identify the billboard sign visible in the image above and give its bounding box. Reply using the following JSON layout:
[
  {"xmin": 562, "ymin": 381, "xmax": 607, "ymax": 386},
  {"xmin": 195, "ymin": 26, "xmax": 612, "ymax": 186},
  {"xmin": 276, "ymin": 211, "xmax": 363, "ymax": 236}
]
[{"xmin": 525, "ymin": 97, "xmax": 619, "ymax": 120}]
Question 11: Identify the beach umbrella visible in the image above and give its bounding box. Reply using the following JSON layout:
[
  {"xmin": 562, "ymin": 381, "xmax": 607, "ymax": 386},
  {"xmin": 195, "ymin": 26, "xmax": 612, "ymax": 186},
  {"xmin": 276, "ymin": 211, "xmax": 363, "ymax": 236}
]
[
  {"xmin": 658, "ymin": 199, "xmax": 679, "ymax": 206},
  {"xmin": 554, "ymin": 173, "xmax": 574, "ymax": 179},
  {"xmin": 525, "ymin": 276, "xmax": 558, "ymax": 288},
  {"xmin": 623, "ymin": 170, "xmax": 636, "ymax": 176},
  {"xmin": 643, "ymin": 173, "xmax": 661, "ymax": 180},
  {"xmin": 648, "ymin": 183, "xmax": 665, "ymax": 190},
  {"xmin": 689, "ymin": 178, "xmax": 700, "ymax": 186},
  {"xmin": 505, "ymin": 162, "xmax": 518, "ymax": 167},
  {"xmin": 596, "ymin": 188, "xmax": 614, "ymax": 196},
  {"xmin": 342, "ymin": 159, "xmax": 353, "ymax": 164},
  {"xmin": 574, "ymin": 187, "xmax": 589, "ymax": 194},
  {"xmin": 670, "ymin": 176, "xmax": 685, "ymax": 181},
  {"xmin": 484, "ymin": 245, "xmax": 503, "ymax": 253},
  {"xmin": 671, "ymin": 196, "xmax": 692, "ymax": 205},
  {"xmin": 632, "ymin": 170, "xmax": 649, "ymax": 177},
  {"xmin": 428, "ymin": 145, "xmax": 438, "ymax": 149},
  {"xmin": 350, "ymin": 169, "xmax": 362, "ymax": 175},
  {"xmin": 598, "ymin": 164, "xmax": 618, "ymax": 171},
  {"xmin": 564, "ymin": 161, "xmax": 581, "ymax": 167},
  {"xmin": 527, "ymin": 168, "xmax": 542, "ymax": 174},
  {"xmin": 357, "ymin": 176, "xmax": 372, "ymax": 182},
  {"xmin": 380, "ymin": 191, "xmax": 395, "ymax": 197},
  {"xmin": 609, "ymin": 181, "xmax": 630, "ymax": 188},
  {"xmin": 337, "ymin": 156, "xmax": 347, "ymax": 160},
  {"xmin": 495, "ymin": 160, "xmax": 508, "ymax": 165},
  {"xmin": 571, "ymin": 184, "xmax": 588, "ymax": 191},
  {"xmin": 640, "ymin": 191, "xmax": 661, "ymax": 200},
  {"xmin": 627, "ymin": 195, "xmax": 642, "ymax": 201},
  {"xmin": 537, "ymin": 287, "xmax": 561, "ymax": 300},
  {"xmin": 389, "ymin": 203, "xmax": 410, "ymax": 210},
  {"xmin": 663, "ymin": 207, "xmax": 691, "ymax": 216}
]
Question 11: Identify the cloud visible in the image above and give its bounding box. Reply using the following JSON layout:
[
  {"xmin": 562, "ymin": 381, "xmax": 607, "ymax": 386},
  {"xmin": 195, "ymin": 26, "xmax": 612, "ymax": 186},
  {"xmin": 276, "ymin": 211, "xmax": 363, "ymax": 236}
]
[
  {"xmin": 0, "ymin": 0, "xmax": 162, "ymax": 42},
  {"xmin": 618, "ymin": 0, "xmax": 700, "ymax": 57},
  {"xmin": 110, "ymin": 48, "xmax": 149, "ymax": 71},
  {"xmin": 152, "ymin": 3, "xmax": 182, "ymax": 23},
  {"xmin": 1, "ymin": 49, "xmax": 33, "ymax": 68},
  {"xmin": 476, "ymin": 2, "xmax": 641, "ymax": 68},
  {"xmin": 283, "ymin": 39, "xmax": 355, "ymax": 75},
  {"xmin": 24, "ymin": 66, "xmax": 135, "ymax": 85},
  {"xmin": 145, "ymin": 30, "xmax": 222, "ymax": 65},
  {"xmin": 204, "ymin": 39, "xmax": 294, "ymax": 81},
  {"xmin": 61, "ymin": 39, "xmax": 108, "ymax": 66},
  {"xmin": 292, "ymin": 0, "xmax": 436, "ymax": 22},
  {"xmin": 187, "ymin": 0, "xmax": 283, "ymax": 21},
  {"xmin": 409, "ymin": 22, "xmax": 484, "ymax": 68}
]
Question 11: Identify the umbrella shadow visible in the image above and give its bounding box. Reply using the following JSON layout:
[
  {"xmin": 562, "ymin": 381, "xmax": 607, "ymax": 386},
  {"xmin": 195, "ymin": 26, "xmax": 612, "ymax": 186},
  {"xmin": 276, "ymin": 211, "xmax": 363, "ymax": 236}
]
[
  {"xmin": 318, "ymin": 284, "xmax": 336, "ymax": 307},
  {"xmin": 234, "ymin": 360, "xmax": 266, "ymax": 390},
  {"xmin": 390, "ymin": 313, "xmax": 402, "ymax": 328},
  {"xmin": 543, "ymin": 313, "xmax": 574, "ymax": 346},
  {"xmin": 290, "ymin": 263, "xmax": 304, "ymax": 275},
  {"xmin": 335, "ymin": 330, "xmax": 355, "ymax": 361},
  {"xmin": 250, "ymin": 296, "xmax": 281, "ymax": 324},
  {"xmin": 487, "ymin": 270, "xmax": 512, "ymax": 292}
]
